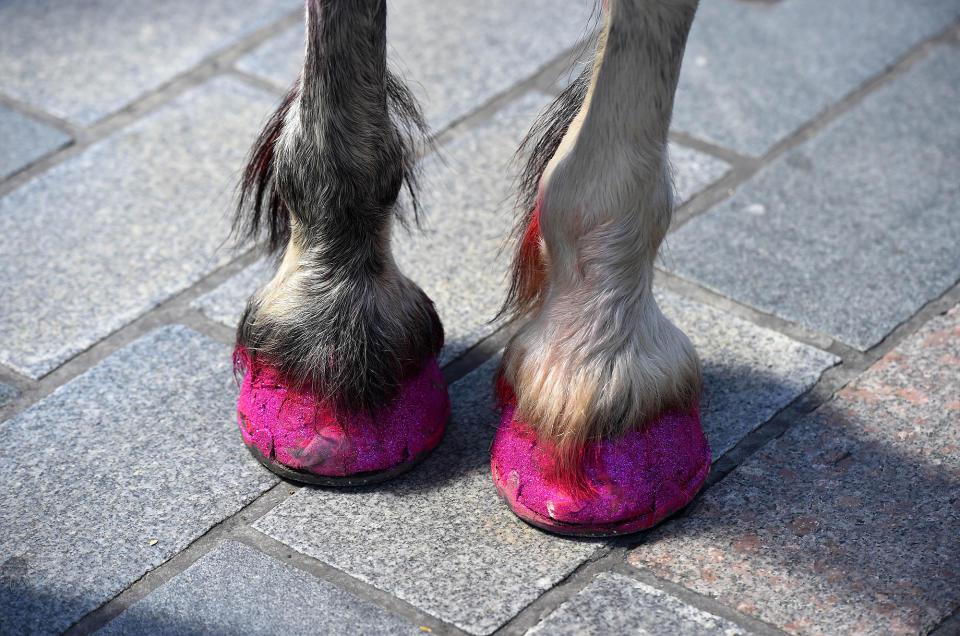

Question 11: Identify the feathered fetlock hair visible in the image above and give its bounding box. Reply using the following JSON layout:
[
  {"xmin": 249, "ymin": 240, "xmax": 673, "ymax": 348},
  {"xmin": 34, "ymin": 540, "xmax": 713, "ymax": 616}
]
[
  {"xmin": 233, "ymin": 0, "xmax": 442, "ymax": 413},
  {"xmin": 496, "ymin": 2, "xmax": 702, "ymax": 486}
]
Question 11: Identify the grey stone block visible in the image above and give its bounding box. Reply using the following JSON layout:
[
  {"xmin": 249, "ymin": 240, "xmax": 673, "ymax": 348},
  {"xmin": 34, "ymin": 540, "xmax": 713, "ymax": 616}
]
[
  {"xmin": 0, "ymin": 381, "xmax": 19, "ymax": 408},
  {"xmin": 253, "ymin": 356, "xmax": 606, "ymax": 635},
  {"xmin": 0, "ymin": 0, "xmax": 298, "ymax": 125},
  {"xmin": 630, "ymin": 303, "xmax": 960, "ymax": 635},
  {"xmin": 658, "ymin": 290, "xmax": 838, "ymax": 459},
  {"xmin": 0, "ymin": 107, "xmax": 70, "ymax": 179},
  {"xmin": 674, "ymin": 0, "xmax": 960, "ymax": 156},
  {"xmin": 191, "ymin": 257, "xmax": 274, "ymax": 329},
  {"xmin": 528, "ymin": 572, "xmax": 746, "ymax": 636},
  {"xmin": 665, "ymin": 46, "xmax": 960, "ymax": 350},
  {"xmin": 0, "ymin": 77, "xmax": 276, "ymax": 378},
  {"xmin": 236, "ymin": 0, "xmax": 595, "ymax": 132},
  {"xmin": 99, "ymin": 541, "xmax": 419, "ymax": 635},
  {"xmin": 193, "ymin": 95, "xmax": 730, "ymax": 372},
  {"xmin": 0, "ymin": 326, "xmax": 277, "ymax": 636},
  {"xmin": 234, "ymin": 24, "xmax": 303, "ymax": 90},
  {"xmin": 670, "ymin": 145, "xmax": 730, "ymax": 204}
]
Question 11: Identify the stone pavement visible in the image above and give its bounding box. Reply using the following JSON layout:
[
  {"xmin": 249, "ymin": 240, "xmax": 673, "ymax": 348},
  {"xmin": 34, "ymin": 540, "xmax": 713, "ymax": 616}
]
[{"xmin": 0, "ymin": 1, "xmax": 957, "ymax": 635}]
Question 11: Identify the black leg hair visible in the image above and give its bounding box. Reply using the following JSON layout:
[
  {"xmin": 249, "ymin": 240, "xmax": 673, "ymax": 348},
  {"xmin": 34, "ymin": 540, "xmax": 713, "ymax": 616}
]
[{"xmin": 233, "ymin": 0, "xmax": 442, "ymax": 413}]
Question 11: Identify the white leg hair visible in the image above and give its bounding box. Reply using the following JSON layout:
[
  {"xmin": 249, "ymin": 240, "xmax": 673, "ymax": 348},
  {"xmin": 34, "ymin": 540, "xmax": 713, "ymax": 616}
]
[{"xmin": 500, "ymin": 0, "xmax": 702, "ymax": 470}]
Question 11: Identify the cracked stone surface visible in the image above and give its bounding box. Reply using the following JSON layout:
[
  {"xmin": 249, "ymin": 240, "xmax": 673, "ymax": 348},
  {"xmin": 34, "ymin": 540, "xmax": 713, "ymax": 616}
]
[
  {"xmin": 629, "ymin": 303, "xmax": 960, "ymax": 635},
  {"xmin": 665, "ymin": 46, "xmax": 960, "ymax": 351},
  {"xmin": 0, "ymin": 0, "xmax": 298, "ymax": 124},
  {"xmin": 236, "ymin": 0, "xmax": 594, "ymax": 132},
  {"xmin": 0, "ymin": 77, "xmax": 275, "ymax": 378},
  {"xmin": 0, "ymin": 326, "xmax": 277, "ymax": 636},
  {"xmin": 673, "ymin": 0, "xmax": 960, "ymax": 156},
  {"xmin": 254, "ymin": 356, "xmax": 606, "ymax": 635},
  {"xmin": 0, "ymin": 107, "xmax": 70, "ymax": 179},
  {"xmin": 528, "ymin": 572, "xmax": 747, "ymax": 636},
  {"xmin": 99, "ymin": 541, "xmax": 419, "ymax": 635}
]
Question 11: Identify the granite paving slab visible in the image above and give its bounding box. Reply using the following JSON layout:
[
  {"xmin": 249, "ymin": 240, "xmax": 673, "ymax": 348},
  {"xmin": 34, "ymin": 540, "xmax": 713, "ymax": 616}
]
[
  {"xmin": 0, "ymin": 0, "xmax": 298, "ymax": 125},
  {"xmin": 670, "ymin": 144, "xmax": 730, "ymax": 205},
  {"xmin": 528, "ymin": 572, "xmax": 747, "ymax": 636},
  {"xmin": 98, "ymin": 541, "xmax": 419, "ymax": 635},
  {"xmin": 0, "ymin": 106, "xmax": 70, "ymax": 179},
  {"xmin": 0, "ymin": 76, "xmax": 275, "ymax": 378},
  {"xmin": 193, "ymin": 93, "xmax": 730, "ymax": 366},
  {"xmin": 629, "ymin": 303, "xmax": 960, "ymax": 635},
  {"xmin": 0, "ymin": 326, "xmax": 278, "ymax": 636},
  {"xmin": 236, "ymin": 0, "xmax": 595, "ymax": 132},
  {"xmin": 674, "ymin": 0, "xmax": 960, "ymax": 156},
  {"xmin": 253, "ymin": 356, "xmax": 606, "ymax": 635},
  {"xmin": 191, "ymin": 257, "xmax": 274, "ymax": 329},
  {"xmin": 658, "ymin": 289, "xmax": 838, "ymax": 459},
  {"xmin": 0, "ymin": 381, "xmax": 19, "ymax": 409},
  {"xmin": 665, "ymin": 46, "xmax": 960, "ymax": 351}
]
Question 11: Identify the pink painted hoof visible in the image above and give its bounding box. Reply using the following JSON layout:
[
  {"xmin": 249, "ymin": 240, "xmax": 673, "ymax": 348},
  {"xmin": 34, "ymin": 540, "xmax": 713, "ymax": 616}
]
[
  {"xmin": 491, "ymin": 401, "xmax": 710, "ymax": 537},
  {"xmin": 237, "ymin": 351, "xmax": 450, "ymax": 486}
]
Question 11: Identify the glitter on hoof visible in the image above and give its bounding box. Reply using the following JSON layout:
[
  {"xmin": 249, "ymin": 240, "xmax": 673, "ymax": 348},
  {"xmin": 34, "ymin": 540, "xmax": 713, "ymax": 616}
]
[
  {"xmin": 491, "ymin": 396, "xmax": 709, "ymax": 537},
  {"xmin": 237, "ymin": 349, "xmax": 450, "ymax": 486}
]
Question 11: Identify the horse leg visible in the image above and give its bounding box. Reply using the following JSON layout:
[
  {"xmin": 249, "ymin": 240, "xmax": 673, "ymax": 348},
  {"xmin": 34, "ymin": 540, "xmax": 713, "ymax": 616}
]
[
  {"xmin": 493, "ymin": 0, "xmax": 709, "ymax": 535},
  {"xmin": 233, "ymin": 0, "xmax": 448, "ymax": 485}
]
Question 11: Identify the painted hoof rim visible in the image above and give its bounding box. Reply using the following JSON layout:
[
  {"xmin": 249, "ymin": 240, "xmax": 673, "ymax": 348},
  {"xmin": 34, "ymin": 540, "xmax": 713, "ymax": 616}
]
[
  {"xmin": 494, "ymin": 461, "xmax": 709, "ymax": 538},
  {"xmin": 490, "ymin": 400, "xmax": 710, "ymax": 538},
  {"xmin": 237, "ymin": 354, "xmax": 450, "ymax": 487},
  {"xmin": 245, "ymin": 435, "xmax": 441, "ymax": 487}
]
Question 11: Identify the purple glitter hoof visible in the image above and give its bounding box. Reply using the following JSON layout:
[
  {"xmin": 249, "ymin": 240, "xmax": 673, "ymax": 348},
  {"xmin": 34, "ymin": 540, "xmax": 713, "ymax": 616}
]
[
  {"xmin": 237, "ymin": 351, "xmax": 450, "ymax": 486},
  {"xmin": 491, "ymin": 401, "xmax": 710, "ymax": 537}
]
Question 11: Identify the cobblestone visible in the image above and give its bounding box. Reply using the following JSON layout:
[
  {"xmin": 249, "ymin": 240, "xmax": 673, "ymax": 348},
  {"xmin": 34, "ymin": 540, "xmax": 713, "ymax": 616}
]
[
  {"xmin": 673, "ymin": 0, "xmax": 960, "ymax": 156},
  {"xmin": 0, "ymin": 107, "xmax": 70, "ymax": 179},
  {"xmin": 0, "ymin": 77, "xmax": 275, "ymax": 378},
  {"xmin": 666, "ymin": 46, "xmax": 960, "ymax": 350},
  {"xmin": 0, "ymin": 327, "xmax": 277, "ymax": 635},
  {"xmin": 529, "ymin": 572, "xmax": 747, "ymax": 636},
  {"xmin": 629, "ymin": 304, "xmax": 960, "ymax": 635},
  {"xmin": 1, "ymin": 2, "xmax": 957, "ymax": 635},
  {"xmin": 0, "ymin": 0, "xmax": 298, "ymax": 124},
  {"xmin": 99, "ymin": 541, "xmax": 419, "ymax": 635}
]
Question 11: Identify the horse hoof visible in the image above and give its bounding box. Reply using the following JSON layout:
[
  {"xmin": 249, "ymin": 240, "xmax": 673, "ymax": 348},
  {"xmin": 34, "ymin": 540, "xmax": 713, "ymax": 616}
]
[
  {"xmin": 490, "ymin": 398, "xmax": 710, "ymax": 537},
  {"xmin": 236, "ymin": 352, "xmax": 450, "ymax": 486}
]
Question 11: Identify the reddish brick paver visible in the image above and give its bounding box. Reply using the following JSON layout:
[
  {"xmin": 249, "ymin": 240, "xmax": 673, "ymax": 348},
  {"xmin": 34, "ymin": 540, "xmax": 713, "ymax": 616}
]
[{"xmin": 630, "ymin": 305, "xmax": 960, "ymax": 635}]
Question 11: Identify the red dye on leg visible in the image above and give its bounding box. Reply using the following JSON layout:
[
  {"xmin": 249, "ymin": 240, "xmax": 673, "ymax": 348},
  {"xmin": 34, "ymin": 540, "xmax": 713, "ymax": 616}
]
[{"xmin": 510, "ymin": 192, "xmax": 548, "ymax": 315}]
